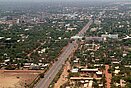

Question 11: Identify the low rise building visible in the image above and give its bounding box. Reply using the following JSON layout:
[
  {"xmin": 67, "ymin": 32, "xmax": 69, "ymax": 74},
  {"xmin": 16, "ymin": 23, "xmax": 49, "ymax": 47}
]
[
  {"xmin": 80, "ymin": 68, "xmax": 98, "ymax": 73},
  {"xmin": 71, "ymin": 68, "xmax": 79, "ymax": 73},
  {"xmin": 101, "ymin": 34, "xmax": 118, "ymax": 39}
]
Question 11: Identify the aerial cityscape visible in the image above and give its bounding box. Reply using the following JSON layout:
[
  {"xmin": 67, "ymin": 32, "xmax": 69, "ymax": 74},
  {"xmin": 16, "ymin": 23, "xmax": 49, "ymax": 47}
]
[{"xmin": 0, "ymin": 0, "xmax": 131, "ymax": 88}]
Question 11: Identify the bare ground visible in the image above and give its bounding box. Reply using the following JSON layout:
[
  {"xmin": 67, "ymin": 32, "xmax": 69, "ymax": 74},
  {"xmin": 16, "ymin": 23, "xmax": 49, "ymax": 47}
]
[
  {"xmin": 54, "ymin": 61, "xmax": 70, "ymax": 88},
  {"xmin": 0, "ymin": 70, "xmax": 42, "ymax": 88},
  {"xmin": 104, "ymin": 65, "xmax": 112, "ymax": 88}
]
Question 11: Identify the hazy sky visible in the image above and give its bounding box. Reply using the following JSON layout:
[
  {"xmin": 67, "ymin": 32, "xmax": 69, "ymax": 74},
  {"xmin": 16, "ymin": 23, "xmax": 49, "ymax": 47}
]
[{"xmin": 1, "ymin": 0, "xmax": 130, "ymax": 2}]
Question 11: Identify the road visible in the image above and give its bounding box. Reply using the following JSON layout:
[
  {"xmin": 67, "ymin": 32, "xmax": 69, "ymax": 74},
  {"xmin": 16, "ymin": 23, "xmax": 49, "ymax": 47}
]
[
  {"xmin": 105, "ymin": 65, "xmax": 112, "ymax": 88},
  {"xmin": 77, "ymin": 19, "xmax": 93, "ymax": 36},
  {"xmin": 34, "ymin": 19, "xmax": 93, "ymax": 88}
]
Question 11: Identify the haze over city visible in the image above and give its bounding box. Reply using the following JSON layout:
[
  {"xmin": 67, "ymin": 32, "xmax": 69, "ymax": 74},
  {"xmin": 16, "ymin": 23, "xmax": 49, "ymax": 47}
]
[{"xmin": 1, "ymin": 0, "xmax": 131, "ymax": 2}]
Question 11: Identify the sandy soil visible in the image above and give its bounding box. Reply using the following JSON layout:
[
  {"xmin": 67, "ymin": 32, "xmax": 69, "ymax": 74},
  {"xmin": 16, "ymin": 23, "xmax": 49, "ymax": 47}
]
[
  {"xmin": 0, "ymin": 73, "xmax": 20, "ymax": 88},
  {"xmin": 0, "ymin": 70, "xmax": 42, "ymax": 88},
  {"xmin": 54, "ymin": 61, "xmax": 71, "ymax": 88}
]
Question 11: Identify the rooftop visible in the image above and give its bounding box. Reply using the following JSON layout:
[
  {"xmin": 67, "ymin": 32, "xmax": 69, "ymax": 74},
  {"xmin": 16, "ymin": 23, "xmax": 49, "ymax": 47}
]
[{"xmin": 81, "ymin": 68, "xmax": 98, "ymax": 72}]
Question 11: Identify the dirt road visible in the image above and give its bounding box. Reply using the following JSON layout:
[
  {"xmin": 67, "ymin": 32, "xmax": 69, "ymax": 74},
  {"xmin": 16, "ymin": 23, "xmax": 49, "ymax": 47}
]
[{"xmin": 105, "ymin": 65, "xmax": 112, "ymax": 88}]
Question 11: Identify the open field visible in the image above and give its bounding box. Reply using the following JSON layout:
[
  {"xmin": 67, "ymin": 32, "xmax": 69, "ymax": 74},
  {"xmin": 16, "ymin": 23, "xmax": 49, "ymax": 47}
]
[{"xmin": 0, "ymin": 70, "xmax": 42, "ymax": 88}]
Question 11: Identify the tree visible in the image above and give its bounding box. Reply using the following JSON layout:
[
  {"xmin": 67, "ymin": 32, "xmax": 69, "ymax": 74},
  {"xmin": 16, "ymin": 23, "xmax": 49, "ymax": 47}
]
[{"xmin": 39, "ymin": 73, "xmax": 45, "ymax": 78}]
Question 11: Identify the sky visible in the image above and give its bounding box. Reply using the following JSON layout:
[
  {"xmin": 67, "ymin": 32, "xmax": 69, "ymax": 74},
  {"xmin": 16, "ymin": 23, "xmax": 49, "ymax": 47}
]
[{"xmin": 0, "ymin": 0, "xmax": 130, "ymax": 2}]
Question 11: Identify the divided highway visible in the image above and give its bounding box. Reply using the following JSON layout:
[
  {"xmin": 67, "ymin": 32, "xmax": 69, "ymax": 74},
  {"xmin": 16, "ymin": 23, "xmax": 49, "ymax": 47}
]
[{"xmin": 34, "ymin": 19, "xmax": 93, "ymax": 88}]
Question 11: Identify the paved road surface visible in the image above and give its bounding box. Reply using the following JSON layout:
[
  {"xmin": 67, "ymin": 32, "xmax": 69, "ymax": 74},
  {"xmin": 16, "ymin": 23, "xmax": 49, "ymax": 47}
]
[{"xmin": 34, "ymin": 19, "xmax": 93, "ymax": 88}]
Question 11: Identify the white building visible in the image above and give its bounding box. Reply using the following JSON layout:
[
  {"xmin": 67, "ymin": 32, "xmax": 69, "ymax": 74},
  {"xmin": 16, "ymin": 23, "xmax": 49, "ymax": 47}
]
[
  {"xmin": 71, "ymin": 36, "xmax": 83, "ymax": 40},
  {"xmin": 101, "ymin": 34, "xmax": 118, "ymax": 39},
  {"xmin": 71, "ymin": 68, "xmax": 79, "ymax": 73}
]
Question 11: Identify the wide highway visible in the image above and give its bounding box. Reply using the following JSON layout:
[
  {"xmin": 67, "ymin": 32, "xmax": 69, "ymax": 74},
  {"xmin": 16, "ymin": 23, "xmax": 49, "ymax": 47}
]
[{"xmin": 34, "ymin": 19, "xmax": 93, "ymax": 88}]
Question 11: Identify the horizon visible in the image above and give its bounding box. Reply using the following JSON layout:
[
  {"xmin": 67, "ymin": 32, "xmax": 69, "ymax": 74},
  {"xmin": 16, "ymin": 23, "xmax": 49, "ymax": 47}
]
[{"xmin": 1, "ymin": 0, "xmax": 131, "ymax": 2}]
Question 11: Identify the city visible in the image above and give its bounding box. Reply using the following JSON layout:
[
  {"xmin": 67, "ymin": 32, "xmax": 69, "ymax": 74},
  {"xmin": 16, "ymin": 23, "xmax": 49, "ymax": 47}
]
[{"xmin": 0, "ymin": 0, "xmax": 131, "ymax": 88}]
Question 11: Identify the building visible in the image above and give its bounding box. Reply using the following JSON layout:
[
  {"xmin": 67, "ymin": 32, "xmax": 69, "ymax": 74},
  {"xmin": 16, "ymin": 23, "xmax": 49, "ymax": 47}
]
[
  {"xmin": 120, "ymin": 79, "xmax": 126, "ymax": 87},
  {"xmin": 96, "ymin": 71, "xmax": 103, "ymax": 77},
  {"xmin": 101, "ymin": 34, "xmax": 118, "ymax": 39},
  {"xmin": 88, "ymin": 80, "xmax": 93, "ymax": 88},
  {"xmin": 71, "ymin": 68, "xmax": 79, "ymax": 73},
  {"xmin": 16, "ymin": 19, "xmax": 20, "ymax": 24},
  {"xmin": 85, "ymin": 37, "xmax": 104, "ymax": 42},
  {"xmin": 71, "ymin": 36, "xmax": 83, "ymax": 40},
  {"xmin": 70, "ymin": 77, "xmax": 101, "ymax": 80},
  {"xmin": 67, "ymin": 28, "xmax": 77, "ymax": 31},
  {"xmin": 80, "ymin": 68, "xmax": 98, "ymax": 73}
]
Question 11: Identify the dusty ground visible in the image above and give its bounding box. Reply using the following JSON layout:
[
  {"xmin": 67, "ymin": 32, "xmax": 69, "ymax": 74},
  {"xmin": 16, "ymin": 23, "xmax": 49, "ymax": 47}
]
[
  {"xmin": 104, "ymin": 65, "xmax": 112, "ymax": 88},
  {"xmin": 54, "ymin": 61, "xmax": 71, "ymax": 88},
  {"xmin": 0, "ymin": 70, "xmax": 42, "ymax": 88}
]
